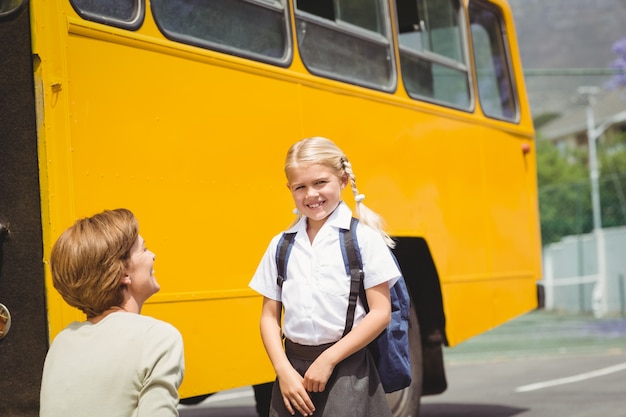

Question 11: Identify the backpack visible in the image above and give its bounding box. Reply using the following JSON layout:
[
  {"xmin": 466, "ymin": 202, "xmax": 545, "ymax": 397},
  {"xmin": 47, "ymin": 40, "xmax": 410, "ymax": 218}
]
[{"xmin": 275, "ymin": 218, "xmax": 412, "ymax": 393}]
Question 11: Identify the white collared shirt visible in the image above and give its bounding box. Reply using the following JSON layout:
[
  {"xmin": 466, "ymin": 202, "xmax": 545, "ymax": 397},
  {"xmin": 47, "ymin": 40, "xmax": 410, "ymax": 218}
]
[{"xmin": 249, "ymin": 202, "xmax": 401, "ymax": 345}]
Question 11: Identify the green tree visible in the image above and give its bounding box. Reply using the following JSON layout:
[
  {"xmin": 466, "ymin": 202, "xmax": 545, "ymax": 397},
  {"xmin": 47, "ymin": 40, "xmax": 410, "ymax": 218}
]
[
  {"xmin": 536, "ymin": 138, "xmax": 590, "ymax": 245},
  {"xmin": 598, "ymin": 130, "xmax": 626, "ymax": 227},
  {"xmin": 537, "ymin": 130, "xmax": 626, "ymax": 246}
]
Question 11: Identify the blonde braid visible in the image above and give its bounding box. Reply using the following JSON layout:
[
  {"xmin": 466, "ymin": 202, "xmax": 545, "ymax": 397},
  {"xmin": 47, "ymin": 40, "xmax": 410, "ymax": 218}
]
[
  {"xmin": 341, "ymin": 158, "xmax": 395, "ymax": 248},
  {"xmin": 342, "ymin": 158, "xmax": 361, "ymax": 202}
]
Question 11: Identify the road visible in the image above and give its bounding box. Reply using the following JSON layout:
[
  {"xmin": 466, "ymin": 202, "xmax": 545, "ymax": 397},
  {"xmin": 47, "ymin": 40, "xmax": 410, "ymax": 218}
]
[{"xmin": 179, "ymin": 310, "xmax": 626, "ymax": 417}]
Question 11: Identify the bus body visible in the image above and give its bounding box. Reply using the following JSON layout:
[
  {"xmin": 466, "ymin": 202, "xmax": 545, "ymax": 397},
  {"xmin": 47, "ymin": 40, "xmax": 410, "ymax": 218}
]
[{"xmin": 0, "ymin": 0, "xmax": 541, "ymax": 415}]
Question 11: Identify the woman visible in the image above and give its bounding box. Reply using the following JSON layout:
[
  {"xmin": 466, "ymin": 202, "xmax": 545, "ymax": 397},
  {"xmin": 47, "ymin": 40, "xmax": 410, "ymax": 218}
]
[{"xmin": 40, "ymin": 208, "xmax": 184, "ymax": 417}]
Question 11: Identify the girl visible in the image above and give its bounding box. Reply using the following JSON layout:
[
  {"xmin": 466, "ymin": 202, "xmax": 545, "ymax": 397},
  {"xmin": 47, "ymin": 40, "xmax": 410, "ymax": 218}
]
[{"xmin": 249, "ymin": 137, "xmax": 401, "ymax": 417}]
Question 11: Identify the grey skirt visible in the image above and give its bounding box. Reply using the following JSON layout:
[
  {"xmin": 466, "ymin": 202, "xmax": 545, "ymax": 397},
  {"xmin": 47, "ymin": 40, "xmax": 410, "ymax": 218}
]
[{"xmin": 269, "ymin": 340, "xmax": 392, "ymax": 417}]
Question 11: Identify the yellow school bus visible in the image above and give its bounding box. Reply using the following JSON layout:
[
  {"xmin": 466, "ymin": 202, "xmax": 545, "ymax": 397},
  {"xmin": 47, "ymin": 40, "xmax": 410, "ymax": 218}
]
[{"xmin": 0, "ymin": 0, "xmax": 540, "ymax": 415}]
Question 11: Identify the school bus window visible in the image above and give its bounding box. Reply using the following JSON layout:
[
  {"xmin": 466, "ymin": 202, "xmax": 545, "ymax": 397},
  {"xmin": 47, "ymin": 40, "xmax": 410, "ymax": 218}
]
[
  {"xmin": 151, "ymin": 0, "xmax": 291, "ymax": 65},
  {"xmin": 395, "ymin": 0, "xmax": 471, "ymax": 110},
  {"xmin": 469, "ymin": 2, "xmax": 517, "ymax": 121},
  {"xmin": 69, "ymin": 0, "xmax": 144, "ymax": 30},
  {"xmin": 295, "ymin": 0, "xmax": 395, "ymax": 92}
]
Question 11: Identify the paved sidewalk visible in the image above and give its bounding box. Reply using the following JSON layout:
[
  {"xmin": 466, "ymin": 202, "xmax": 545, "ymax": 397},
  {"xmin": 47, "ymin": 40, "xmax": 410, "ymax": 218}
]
[{"xmin": 443, "ymin": 309, "xmax": 626, "ymax": 363}]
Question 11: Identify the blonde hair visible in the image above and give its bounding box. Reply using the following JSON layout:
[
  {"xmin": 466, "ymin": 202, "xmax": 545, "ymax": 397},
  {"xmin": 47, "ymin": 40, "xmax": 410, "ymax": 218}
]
[
  {"xmin": 49, "ymin": 209, "xmax": 139, "ymax": 318},
  {"xmin": 285, "ymin": 137, "xmax": 395, "ymax": 248}
]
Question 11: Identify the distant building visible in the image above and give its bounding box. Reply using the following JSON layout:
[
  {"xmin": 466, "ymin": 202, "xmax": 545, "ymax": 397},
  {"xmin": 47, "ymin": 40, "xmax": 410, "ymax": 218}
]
[{"xmin": 538, "ymin": 89, "xmax": 626, "ymax": 151}]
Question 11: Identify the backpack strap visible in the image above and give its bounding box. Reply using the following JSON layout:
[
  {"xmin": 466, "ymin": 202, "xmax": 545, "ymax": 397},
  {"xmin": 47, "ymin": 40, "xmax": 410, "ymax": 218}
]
[
  {"xmin": 340, "ymin": 217, "xmax": 365, "ymax": 336},
  {"xmin": 276, "ymin": 232, "xmax": 296, "ymax": 288}
]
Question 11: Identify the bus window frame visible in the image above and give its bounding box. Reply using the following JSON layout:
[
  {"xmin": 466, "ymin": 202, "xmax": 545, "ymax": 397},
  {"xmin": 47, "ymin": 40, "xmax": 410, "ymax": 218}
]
[
  {"xmin": 395, "ymin": 0, "xmax": 475, "ymax": 112},
  {"xmin": 68, "ymin": 0, "xmax": 145, "ymax": 31},
  {"xmin": 294, "ymin": 0, "xmax": 397, "ymax": 93},
  {"xmin": 151, "ymin": 0, "xmax": 293, "ymax": 68},
  {"xmin": 468, "ymin": 0, "xmax": 520, "ymax": 123}
]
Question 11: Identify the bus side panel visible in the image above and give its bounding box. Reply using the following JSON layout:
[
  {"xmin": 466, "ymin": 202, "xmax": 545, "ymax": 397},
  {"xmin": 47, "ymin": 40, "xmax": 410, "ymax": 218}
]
[
  {"xmin": 0, "ymin": 5, "xmax": 49, "ymax": 417},
  {"xmin": 44, "ymin": 22, "xmax": 302, "ymax": 397},
  {"xmin": 297, "ymin": 78, "xmax": 538, "ymax": 346}
]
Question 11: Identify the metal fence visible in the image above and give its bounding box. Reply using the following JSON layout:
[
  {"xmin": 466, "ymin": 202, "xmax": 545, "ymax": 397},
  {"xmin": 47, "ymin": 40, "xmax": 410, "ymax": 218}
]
[{"xmin": 540, "ymin": 173, "xmax": 626, "ymax": 316}]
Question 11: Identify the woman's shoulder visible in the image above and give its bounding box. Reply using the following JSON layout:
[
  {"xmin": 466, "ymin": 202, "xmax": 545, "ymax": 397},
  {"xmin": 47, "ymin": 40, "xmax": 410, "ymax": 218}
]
[
  {"xmin": 107, "ymin": 312, "xmax": 182, "ymax": 338},
  {"xmin": 133, "ymin": 313, "xmax": 180, "ymax": 330}
]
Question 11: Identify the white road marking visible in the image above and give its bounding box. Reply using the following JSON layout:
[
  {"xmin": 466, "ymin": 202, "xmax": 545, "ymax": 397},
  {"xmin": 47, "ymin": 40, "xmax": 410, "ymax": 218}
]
[
  {"xmin": 178, "ymin": 386, "xmax": 255, "ymax": 409},
  {"xmin": 203, "ymin": 388, "xmax": 255, "ymax": 404},
  {"xmin": 515, "ymin": 362, "xmax": 626, "ymax": 392}
]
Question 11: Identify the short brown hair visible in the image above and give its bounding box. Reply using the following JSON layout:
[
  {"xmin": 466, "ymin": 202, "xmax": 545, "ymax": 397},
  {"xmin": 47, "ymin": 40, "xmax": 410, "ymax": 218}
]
[{"xmin": 50, "ymin": 209, "xmax": 139, "ymax": 318}]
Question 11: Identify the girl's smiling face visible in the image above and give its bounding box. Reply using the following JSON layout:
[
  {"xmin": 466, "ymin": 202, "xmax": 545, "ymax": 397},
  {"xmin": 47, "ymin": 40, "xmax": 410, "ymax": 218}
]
[{"xmin": 287, "ymin": 163, "xmax": 347, "ymax": 229}]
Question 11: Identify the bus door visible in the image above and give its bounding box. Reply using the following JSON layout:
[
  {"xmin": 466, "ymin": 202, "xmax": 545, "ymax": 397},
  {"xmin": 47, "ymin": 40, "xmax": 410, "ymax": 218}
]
[{"xmin": 0, "ymin": 2, "xmax": 49, "ymax": 416}]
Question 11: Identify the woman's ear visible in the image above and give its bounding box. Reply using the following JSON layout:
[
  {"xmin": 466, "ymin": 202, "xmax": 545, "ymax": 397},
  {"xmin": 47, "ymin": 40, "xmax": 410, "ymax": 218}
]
[{"xmin": 120, "ymin": 274, "xmax": 132, "ymax": 286}]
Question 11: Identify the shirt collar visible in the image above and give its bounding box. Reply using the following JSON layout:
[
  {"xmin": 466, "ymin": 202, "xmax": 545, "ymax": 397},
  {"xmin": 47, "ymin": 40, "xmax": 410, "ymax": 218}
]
[{"xmin": 326, "ymin": 201, "xmax": 353, "ymax": 230}]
